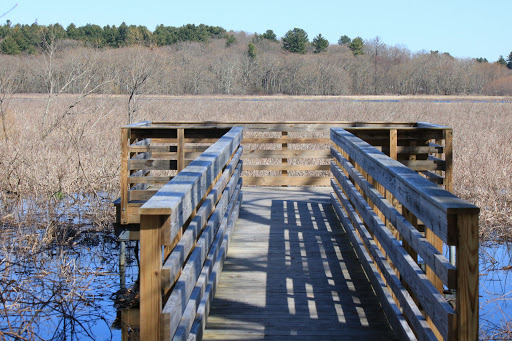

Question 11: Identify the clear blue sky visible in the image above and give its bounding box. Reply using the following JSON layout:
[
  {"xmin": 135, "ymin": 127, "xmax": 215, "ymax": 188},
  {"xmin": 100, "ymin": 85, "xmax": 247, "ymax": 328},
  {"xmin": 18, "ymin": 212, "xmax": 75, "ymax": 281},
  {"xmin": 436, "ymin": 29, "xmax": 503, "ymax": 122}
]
[{"xmin": 2, "ymin": 0, "xmax": 509, "ymax": 61}]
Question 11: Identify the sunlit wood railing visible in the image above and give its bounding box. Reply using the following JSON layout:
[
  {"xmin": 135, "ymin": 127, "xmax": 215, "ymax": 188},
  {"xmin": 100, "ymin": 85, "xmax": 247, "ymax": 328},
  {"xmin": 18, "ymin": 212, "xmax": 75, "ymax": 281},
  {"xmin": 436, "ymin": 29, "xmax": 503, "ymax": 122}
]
[
  {"xmin": 330, "ymin": 127, "xmax": 479, "ymax": 340},
  {"xmin": 138, "ymin": 126, "xmax": 243, "ymax": 340},
  {"xmin": 115, "ymin": 122, "xmax": 453, "ymax": 229}
]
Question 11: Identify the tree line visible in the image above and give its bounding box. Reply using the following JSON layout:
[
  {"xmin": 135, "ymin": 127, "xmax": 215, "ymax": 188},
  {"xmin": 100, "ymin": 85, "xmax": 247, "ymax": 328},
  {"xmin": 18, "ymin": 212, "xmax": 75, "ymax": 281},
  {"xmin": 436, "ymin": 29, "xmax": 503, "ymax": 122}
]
[
  {"xmin": 0, "ymin": 22, "xmax": 511, "ymax": 97},
  {"xmin": 0, "ymin": 21, "xmax": 228, "ymax": 53}
]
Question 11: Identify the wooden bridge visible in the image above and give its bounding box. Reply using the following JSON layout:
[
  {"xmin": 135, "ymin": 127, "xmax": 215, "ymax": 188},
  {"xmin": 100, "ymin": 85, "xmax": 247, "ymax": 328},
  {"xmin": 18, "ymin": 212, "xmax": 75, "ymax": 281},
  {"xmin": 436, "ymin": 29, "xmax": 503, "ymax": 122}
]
[{"xmin": 114, "ymin": 122, "xmax": 479, "ymax": 340}]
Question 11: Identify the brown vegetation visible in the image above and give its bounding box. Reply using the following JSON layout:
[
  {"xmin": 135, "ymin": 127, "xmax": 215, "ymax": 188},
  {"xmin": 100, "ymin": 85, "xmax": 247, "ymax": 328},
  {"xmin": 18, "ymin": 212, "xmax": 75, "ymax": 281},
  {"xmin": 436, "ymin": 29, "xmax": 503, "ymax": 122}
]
[
  {"xmin": 0, "ymin": 94, "xmax": 510, "ymax": 240},
  {"xmin": 0, "ymin": 37, "xmax": 511, "ymax": 98},
  {"xmin": 0, "ymin": 93, "xmax": 510, "ymax": 338}
]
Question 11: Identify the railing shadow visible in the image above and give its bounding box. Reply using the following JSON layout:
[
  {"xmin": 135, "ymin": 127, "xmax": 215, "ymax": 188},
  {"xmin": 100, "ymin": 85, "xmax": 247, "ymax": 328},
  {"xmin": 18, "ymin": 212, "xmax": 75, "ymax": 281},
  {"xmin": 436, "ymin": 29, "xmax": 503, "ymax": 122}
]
[{"xmin": 204, "ymin": 189, "xmax": 394, "ymax": 340}]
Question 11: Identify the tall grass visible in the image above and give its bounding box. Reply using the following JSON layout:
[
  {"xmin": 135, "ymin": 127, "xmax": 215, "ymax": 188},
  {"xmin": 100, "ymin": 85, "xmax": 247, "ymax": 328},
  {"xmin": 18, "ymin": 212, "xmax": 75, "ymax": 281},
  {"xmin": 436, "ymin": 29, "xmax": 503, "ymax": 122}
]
[
  {"xmin": 0, "ymin": 94, "xmax": 510, "ymax": 338},
  {"xmin": 1, "ymin": 94, "xmax": 510, "ymax": 240}
]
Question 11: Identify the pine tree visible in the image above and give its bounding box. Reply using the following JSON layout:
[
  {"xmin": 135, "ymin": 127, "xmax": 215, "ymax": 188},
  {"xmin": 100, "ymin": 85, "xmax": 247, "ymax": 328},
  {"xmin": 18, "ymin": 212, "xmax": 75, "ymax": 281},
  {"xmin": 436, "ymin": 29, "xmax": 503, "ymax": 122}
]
[
  {"xmin": 312, "ymin": 34, "xmax": 329, "ymax": 53},
  {"xmin": 338, "ymin": 35, "xmax": 351, "ymax": 45},
  {"xmin": 507, "ymin": 52, "xmax": 512, "ymax": 69},
  {"xmin": 349, "ymin": 37, "xmax": 365, "ymax": 56},
  {"xmin": 282, "ymin": 28, "xmax": 308, "ymax": 54},
  {"xmin": 262, "ymin": 29, "xmax": 277, "ymax": 42},
  {"xmin": 248, "ymin": 42, "xmax": 257, "ymax": 59}
]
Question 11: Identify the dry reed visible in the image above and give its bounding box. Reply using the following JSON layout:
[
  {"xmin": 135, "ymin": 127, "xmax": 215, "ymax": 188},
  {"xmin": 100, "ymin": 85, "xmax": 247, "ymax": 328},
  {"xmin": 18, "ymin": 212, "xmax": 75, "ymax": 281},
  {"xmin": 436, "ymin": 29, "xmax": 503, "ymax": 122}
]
[
  {"xmin": 0, "ymin": 93, "xmax": 510, "ymax": 338},
  {"xmin": 1, "ymin": 94, "xmax": 510, "ymax": 241}
]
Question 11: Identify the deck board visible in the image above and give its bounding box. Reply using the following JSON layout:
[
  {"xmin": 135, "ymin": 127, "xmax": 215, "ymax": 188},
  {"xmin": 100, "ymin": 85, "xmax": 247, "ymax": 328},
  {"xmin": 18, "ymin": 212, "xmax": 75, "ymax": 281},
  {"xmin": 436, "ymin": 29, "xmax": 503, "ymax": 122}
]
[{"xmin": 203, "ymin": 187, "xmax": 395, "ymax": 340}]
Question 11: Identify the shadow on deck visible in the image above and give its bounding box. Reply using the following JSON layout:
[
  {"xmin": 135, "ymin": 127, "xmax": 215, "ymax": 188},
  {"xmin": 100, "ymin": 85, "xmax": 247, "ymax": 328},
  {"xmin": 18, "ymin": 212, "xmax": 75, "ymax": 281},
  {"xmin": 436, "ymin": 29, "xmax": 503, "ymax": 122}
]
[{"xmin": 203, "ymin": 187, "xmax": 394, "ymax": 340}]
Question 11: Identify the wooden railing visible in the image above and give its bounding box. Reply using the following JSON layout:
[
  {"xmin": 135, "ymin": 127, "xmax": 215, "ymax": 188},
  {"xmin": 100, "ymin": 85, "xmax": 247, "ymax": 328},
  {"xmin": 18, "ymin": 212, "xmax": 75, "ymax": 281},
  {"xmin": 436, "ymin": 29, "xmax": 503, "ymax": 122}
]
[
  {"xmin": 138, "ymin": 126, "xmax": 243, "ymax": 340},
  {"xmin": 330, "ymin": 127, "xmax": 479, "ymax": 340},
  {"xmin": 117, "ymin": 122, "xmax": 231, "ymax": 227},
  {"xmin": 115, "ymin": 121, "xmax": 453, "ymax": 230}
]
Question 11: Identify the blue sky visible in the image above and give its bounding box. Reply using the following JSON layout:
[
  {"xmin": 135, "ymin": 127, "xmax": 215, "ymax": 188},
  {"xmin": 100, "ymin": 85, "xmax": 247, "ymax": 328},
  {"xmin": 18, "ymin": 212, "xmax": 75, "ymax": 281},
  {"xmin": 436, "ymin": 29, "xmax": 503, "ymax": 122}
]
[{"xmin": 3, "ymin": 0, "xmax": 509, "ymax": 61}]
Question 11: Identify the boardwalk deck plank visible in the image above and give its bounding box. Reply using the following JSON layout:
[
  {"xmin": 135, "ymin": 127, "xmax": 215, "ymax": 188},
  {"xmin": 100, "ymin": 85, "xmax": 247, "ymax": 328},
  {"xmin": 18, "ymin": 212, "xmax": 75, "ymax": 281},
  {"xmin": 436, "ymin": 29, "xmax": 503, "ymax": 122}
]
[{"xmin": 202, "ymin": 187, "xmax": 394, "ymax": 340}]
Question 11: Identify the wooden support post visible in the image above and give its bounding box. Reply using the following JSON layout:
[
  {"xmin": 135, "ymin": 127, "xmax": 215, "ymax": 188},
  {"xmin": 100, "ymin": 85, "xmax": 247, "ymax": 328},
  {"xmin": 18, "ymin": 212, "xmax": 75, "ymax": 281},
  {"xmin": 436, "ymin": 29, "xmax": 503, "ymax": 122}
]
[
  {"xmin": 444, "ymin": 129, "xmax": 453, "ymax": 193},
  {"xmin": 456, "ymin": 213, "xmax": 479, "ymax": 341},
  {"xmin": 282, "ymin": 131, "xmax": 288, "ymax": 187},
  {"xmin": 140, "ymin": 214, "xmax": 165, "ymax": 341},
  {"xmin": 389, "ymin": 129, "xmax": 397, "ymax": 161},
  {"xmin": 121, "ymin": 128, "xmax": 129, "ymax": 224},
  {"xmin": 177, "ymin": 128, "xmax": 185, "ymax": 172},
  {"xmin": 444, "ymin": 129, "xmax": 456, "ymax": 266}
]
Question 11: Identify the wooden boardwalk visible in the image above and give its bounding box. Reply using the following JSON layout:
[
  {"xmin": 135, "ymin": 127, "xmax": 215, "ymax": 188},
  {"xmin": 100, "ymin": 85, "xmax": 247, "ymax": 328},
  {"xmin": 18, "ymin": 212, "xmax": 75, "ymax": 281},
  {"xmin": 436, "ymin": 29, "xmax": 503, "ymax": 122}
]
[{"xmin": 203, "ymin": 187, "xmax": 394, "ymax": 340}]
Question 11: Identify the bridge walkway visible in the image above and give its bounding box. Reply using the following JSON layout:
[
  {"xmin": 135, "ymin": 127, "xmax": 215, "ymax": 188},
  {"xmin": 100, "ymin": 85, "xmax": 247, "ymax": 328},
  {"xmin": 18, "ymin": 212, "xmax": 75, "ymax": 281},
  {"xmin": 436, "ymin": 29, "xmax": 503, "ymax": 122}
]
[{"xmin": 203, "ymin": 187, "xmax": 394, "ymax": 340}]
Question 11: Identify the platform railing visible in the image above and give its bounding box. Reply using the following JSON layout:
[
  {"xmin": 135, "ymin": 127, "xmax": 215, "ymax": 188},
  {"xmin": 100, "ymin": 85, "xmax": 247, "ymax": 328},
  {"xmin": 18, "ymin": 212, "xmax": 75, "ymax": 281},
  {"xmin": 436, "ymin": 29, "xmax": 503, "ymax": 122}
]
[
  {"xmin": 138, "ymin": 126, "xmax": 243, "ymax": 341},
  {"xmin": 330, "ymin": 127, "xmax": 479, "ymax": 340},
  {"xmin": 115, "ymin": 121, "xmax": 453, "ymax": 231}
]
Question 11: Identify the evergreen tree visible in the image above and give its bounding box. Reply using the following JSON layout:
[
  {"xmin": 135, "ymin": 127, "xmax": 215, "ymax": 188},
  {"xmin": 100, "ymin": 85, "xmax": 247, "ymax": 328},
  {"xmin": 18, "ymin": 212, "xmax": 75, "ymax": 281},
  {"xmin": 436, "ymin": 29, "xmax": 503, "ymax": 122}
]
[
  {"xmin": 262, "ymin": 29, "xmax": 277, "ymax": 42},
  {"xmin": 338, "ymin": 35, "xmax": 351, "ymax": 45},
  {"xmin": 225, "ymin": 33, "xmax": 236, "ymax": 47},
  {"xmin": 248, "ymin": 42, "xmax": 257, "ymax": 59},
  {"xmin": 497, "ymin": 55, "xmax": 507, "ymax": 66},
  {"xmin": 507, "ymin": 51, "xmax": 512, "ymax": 69},
  {"xmin": 312, "ymin": 34, "xmax": 329, "ymax": 53},
  {"xmin": 348, "ymin": 37, "xmax": 364, "ymax": 56},
  {"xmin": 0, "ymin": 36, "xmax": 20, "ymax": 54},
  {"xmin": 66, "ymin": 23, "xmax": 80, "ymax": 40},
  {"xmin": 282, "ymin": 28, "xmax": 308, "ymax": 54}
]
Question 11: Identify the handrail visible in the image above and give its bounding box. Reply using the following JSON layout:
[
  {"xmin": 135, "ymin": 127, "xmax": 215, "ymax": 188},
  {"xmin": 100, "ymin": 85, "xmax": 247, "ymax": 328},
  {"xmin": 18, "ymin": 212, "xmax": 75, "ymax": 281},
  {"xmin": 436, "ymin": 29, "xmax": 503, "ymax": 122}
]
[
  {"xmin": 330, "ymin": 127, "xmax": 479, "ymax": 340},
  {"xmin": 139, "ymin": 126, "xmax": 243, "ymax": 341},
  {"xmin": 115, "ymin": 121, "xmax": 452, "ymax": 217}
]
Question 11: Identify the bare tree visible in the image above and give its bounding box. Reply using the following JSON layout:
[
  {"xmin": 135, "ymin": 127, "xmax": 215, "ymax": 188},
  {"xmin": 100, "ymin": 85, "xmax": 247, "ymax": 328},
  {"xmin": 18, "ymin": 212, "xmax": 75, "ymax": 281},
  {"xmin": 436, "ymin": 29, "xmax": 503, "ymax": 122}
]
[
  {"xmin": 0, "ymin": 61, "xmax": 16, "ymax": 141},
  {"xmin": 122, "ymin": 45, "xmax": 160, "ymax": 124},
  {"xmin": 40, "ymin": 27, "xmax": 113, "ymax": 138}
]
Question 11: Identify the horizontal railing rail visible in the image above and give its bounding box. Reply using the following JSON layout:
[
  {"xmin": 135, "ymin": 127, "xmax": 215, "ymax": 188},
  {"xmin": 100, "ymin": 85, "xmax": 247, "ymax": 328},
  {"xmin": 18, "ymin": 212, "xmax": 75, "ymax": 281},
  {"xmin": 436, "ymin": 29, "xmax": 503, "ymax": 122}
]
[
  {"xmin": 115, "ymin": 121, "xmax": 453, "ymax": 230},
  {"xmin": 138, "ymin": 126, "xmax": 243, "ymax": 341},
  {"xmin": 330, "ymin": 127, "xmax": 478, "ymax": 340}
]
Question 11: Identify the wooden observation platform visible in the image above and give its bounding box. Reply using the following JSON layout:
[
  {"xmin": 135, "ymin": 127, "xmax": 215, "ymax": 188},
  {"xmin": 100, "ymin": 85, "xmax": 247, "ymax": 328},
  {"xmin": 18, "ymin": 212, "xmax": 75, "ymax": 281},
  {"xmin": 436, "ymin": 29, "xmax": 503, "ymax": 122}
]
[{"xmin": 114, "ymin": 121, "xmax": 479, "ymax": 340}]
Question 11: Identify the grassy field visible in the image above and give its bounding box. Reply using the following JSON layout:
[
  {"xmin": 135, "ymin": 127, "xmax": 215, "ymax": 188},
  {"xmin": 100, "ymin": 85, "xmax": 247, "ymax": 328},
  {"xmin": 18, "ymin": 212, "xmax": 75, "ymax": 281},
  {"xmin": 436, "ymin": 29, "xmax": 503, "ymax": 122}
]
[{"xmin": 1, "ymin": 94, "xmax": 511, "ymax": 240}]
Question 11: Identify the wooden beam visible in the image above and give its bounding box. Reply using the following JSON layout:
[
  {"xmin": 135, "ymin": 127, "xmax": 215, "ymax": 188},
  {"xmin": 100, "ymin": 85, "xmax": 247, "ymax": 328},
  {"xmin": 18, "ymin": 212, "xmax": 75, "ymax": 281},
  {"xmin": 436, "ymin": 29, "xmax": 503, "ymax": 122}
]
[
  {"xmin": 331, "ymin": 150, "xmax": 456, "ymax": 288},
  {"xmin": 140, "ymin": 214, "xmax": 166, "ymax": 341},
  {"xmin": 120, "ymin": 128, "xmax": 129, "ymax": 224},
  {"xmin": 444, "ymin": 129, "xmax": 453, "ymax": 193},
  {"xmin": 243, "ymin": 176, "xmax": 330, "ymax": 186},
  {"xmin": 242, "ymin": 149, "xmax": 331, "ymax": 159},
  {"xmin": 331, "ymin": 127, "xmax": 479, "ymax": 245},
  {"xmin": 177, "ymin": 128, "xmax": 185, "ymax": 172},
  {"xmin": 456, "ymin": 213, "xmax": 479, "ymax": 341},
  {"xmin": 331, "ymin": 163, "xmax": 455, "ymax": 338},
  {"xmin": 139, "ymin": 127, "xmax": 243, "ymax": 242}
]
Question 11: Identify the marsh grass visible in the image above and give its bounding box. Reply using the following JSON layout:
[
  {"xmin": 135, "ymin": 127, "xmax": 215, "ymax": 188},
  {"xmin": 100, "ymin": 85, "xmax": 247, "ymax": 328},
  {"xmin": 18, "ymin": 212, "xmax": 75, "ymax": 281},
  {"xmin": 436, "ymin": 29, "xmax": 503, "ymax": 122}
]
[
  {"xmin": 2, "ymin": 94, "xmax": 510, "ymax": 238},
  {"xmin": 0, "ymin": 94, "xmax": 510, "ymax": 338}
]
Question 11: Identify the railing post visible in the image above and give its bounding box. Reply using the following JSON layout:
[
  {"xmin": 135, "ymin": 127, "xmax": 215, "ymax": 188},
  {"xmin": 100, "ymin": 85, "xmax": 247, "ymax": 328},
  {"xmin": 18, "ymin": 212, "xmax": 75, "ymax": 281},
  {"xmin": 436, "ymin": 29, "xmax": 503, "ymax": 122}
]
[
  {"xmin": 281, "ymin": 131, "xmax": 288, "ymax": 187},
  {"xmin": 444, "ymin": 129, "xmax": 453, "ymax": 193},
  {"xmin": 120, "ymin": 127, "xmax": 129, "ymax": 224},
  {"xmin": 140, "ymin": 214, "xmax": 166, "ymax": 341},
  {"xmin": 456, "ymin": 212, "xmax": 479, "ymax": 341},
  {"xmin": 177, "ymin": 128, "xmax": 185, "ymax": 172}
]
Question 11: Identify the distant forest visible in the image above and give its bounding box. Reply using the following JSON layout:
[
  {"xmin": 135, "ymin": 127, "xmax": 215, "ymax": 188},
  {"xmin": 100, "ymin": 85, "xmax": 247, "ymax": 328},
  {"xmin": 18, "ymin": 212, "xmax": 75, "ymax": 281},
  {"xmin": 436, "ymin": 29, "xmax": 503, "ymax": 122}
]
[{"xmin": 0, "ymin": 21, "xmax": 511, "ymax": 96}]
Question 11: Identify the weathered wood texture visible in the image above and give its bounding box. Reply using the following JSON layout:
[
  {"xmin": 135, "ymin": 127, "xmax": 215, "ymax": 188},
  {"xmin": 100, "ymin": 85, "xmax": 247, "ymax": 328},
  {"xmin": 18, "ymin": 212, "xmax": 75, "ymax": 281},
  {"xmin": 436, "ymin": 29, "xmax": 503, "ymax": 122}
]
[
  {"xmin": 330, "ymin": 128, "xmax": 479, "ymax": 341},
  {"xmin": 138, "ymin": 127, "xmax": 244, "ymax": 341},
  {"xmin": 202, "ymin": 187, "xmax": 395, "ymax": 340},
  {"xmin": 115, "ymin": 121, "xmax": 453, "ymax": 227}
]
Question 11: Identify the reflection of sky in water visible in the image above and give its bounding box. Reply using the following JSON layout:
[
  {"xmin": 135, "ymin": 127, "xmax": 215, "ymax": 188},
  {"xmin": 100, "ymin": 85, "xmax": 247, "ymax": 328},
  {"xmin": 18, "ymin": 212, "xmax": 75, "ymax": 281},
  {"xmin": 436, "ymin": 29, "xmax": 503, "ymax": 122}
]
[
  {"xmin": 480, "ymin": 243, "xmax": 512, "ymax": 333},
  {"xmin": 3, "ymin": 235, "xmax": 510, "ymax": 338},
  {"xmin": 0, "ymin": 235, "xmax": 139, "ymax": 340}
]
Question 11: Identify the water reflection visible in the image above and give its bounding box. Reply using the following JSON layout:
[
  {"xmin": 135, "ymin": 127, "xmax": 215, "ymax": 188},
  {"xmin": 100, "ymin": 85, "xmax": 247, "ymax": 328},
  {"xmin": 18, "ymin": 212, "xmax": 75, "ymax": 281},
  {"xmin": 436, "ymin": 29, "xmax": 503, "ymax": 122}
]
[{"xmin": 480, "ymin": 242, "xmax": 512, "ymax": 338}]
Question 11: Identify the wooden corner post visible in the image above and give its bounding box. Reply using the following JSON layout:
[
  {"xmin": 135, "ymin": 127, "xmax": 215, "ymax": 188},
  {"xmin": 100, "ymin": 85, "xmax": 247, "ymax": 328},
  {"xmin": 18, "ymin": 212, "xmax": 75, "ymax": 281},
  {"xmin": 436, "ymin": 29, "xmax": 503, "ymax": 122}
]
[
  {"xmin": 140, "ymin": 213, "xmax": 166, "ymax": 341},
  {"xmin": 455, "ymin": 211, "xmax": 479, "ymax": 341},
  {"xmin": 120, "ymin": 127, "xmax": 129, "ymax": 224}
]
